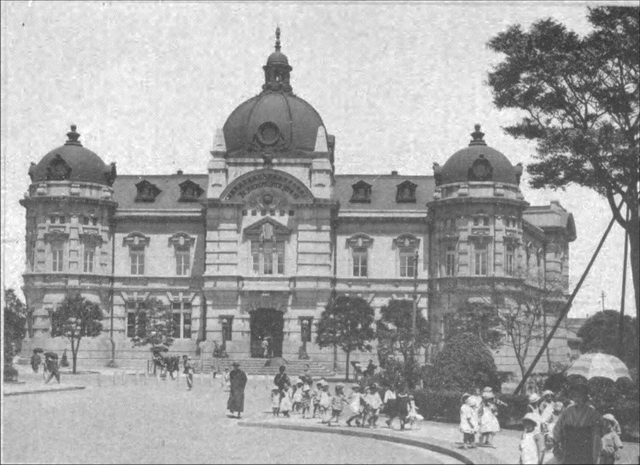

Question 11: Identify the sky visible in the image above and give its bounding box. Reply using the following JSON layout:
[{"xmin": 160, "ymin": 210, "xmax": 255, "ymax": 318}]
[{"xmin": 1, "ymin": 1, "xmax": 636, "ymax": 318}]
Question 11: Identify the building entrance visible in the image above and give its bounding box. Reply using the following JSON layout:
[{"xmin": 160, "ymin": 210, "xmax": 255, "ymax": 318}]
[{"xmin": 249, "ymin": 308, "xmax": 284, "ymax": 358}]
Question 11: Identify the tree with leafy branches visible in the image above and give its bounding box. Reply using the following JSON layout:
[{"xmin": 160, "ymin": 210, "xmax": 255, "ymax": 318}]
[
  {"xmin": 316, "ymin": 294, "xmax": 375, "ymax": 381},
  {"xmin": 130, "ymin": 297, "xmax": 176, "ymax": 348},
  {"xmin": 376, "ymin": 299, "xmax": 430, "ymax": 388},
  {"xmin": 487, "ymin": 6, "xmax": 640, "ymax": 314},
  {"xmin": 3, "ymin": 289, "xmax": 27, "ymax": 381},
  {"xmin": 578, "ymin": 310, "xmax": 639, "ymax": 371},
  {"xmin": 51, "ymin": 293, "xmax": 103, "ymax": 374}
]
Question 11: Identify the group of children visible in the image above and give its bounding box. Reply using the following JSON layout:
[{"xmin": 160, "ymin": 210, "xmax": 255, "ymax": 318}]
[
  {"xmin": 270, "ymin": 379, "xmax": 420, "ymax": 429},
  {"xmin": 459, "ymin": 387, "xmax": 502, "ymax": 449}
]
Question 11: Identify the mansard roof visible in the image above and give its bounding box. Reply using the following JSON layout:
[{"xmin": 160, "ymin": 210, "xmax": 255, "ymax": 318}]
[
  {"xmin": 113, "ymin": 174, "xmax": 207, "ymax": 210},
  {"xmin": 334, "ymin": 174, "xmax": 435, "ymax": 211}
]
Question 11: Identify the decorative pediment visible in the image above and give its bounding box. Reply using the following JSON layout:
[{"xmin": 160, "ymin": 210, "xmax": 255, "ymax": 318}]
[
  {"xmin": 178, "ymin": 179, "xmax": 204, "ymax": 202},
  {"xmin": 346, "ymin": 233, "xmax": 374, "ymax": 249},
  {"xmin": 135, "ymin": 180, "xmax": 161, "ymax": 202},
  {"xmin": 396, "ymin": 180, "xmax": 417, "ymax": 203},
  {"xmin": 46, "ymin": 154, "xmax": 72, "ymax": 181},
  {"xmin": 243, "ymin": 217, "xmax": 291, "ymax": 239},
  {"xmin": 222, "ymin": 169, "xmax": 313, "ymax": 202},
  {"xmin": 468, "ymin": 155, "xmax": 493, "ymax": 181},
  {"xmin": 123, "ymin": 232, "xmax": 150, "ymax": 247},
  {"xmin": 168, "ymin": 232, "xmax": 195, "ymax": 247},
  {"xmin": 393, "ymin": 234, "xmax": 420, "ymax": 249},
  {"xmin": 350, "ymin": 180, "xmax": 372, "ymax": 203}
]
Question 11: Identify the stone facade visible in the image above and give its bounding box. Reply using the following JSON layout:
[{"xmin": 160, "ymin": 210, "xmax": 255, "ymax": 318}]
[{"xmin": 20, "ymin": 32, "xmax": 578, "ymax": 378}]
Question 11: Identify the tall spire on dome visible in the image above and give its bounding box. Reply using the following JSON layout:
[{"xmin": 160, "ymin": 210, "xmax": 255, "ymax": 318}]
[{"xmin": 263, "ymin": 27, "xmax": 293, "ymax": 93}]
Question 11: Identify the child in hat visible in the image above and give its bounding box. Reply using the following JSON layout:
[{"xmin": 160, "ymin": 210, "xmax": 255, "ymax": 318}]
[
  {"xmin": 312, "ymin": 381, "xmax": 323, "ymax": 418},
  {"xmin": 460, "ymin": 393, "xmax": 478, "ymax": 449},
  {"xmin": 520, "ymin": 413, "xmax": 545, "ymax": 465},
  {"xmin": 292, "ymin": 380, "xmax": 304, "ymax": 413},
  {"xmin": 479, "ymin": 391, "xmax": 500, "ymax": 447},
  {"xmin": 365, "ymin": 383, "xmax": 383, "ymax": 428},
  {"xmin": 280, "ymin": 382, "xmax": 293, "ymax": 417},
  {"xmin": 600, "ymin": 414, "xmax": 623, "ymax": 464},
  {"xmin": 406, "ymin": 394, "xmax": 423, "ymax": 429},
  {"xmin": 327, "ymin": 384, "xmax": 347, "ymax": 426},
  {"xmin": 319, "ymin": 382, "xmax": 331, "ymax": 423},
  {"xmin": 346, "ymin": 384, "xmax": 363, "ymax": 427},
  {"xmin": 271, "ymin": 386, "xmax": 281, "ymax": 417}
]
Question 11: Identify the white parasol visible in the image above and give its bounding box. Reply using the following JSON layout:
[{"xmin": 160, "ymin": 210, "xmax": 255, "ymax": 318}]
[{"xmin": 566, "ymin": 352, "xmax": 631, "ymax": 381}]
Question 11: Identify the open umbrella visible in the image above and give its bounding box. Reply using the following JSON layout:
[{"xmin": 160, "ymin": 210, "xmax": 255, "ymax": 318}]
[
  {"xmin": 150, "ymin": 345, "xmax": 169, "ymax": 353},
  {"xmin": 566, "ymin": 353, "xmax": 631, "ymax": 382}
]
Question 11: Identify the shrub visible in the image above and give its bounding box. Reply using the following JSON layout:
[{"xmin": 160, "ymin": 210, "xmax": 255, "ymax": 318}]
[
  {"xmin": 425, "ymin": 332, "xmax": 501, "ymax": 393},
  {"xmin": 497, "ymin": 393, "xmax": 530, "ymax": 428},
  {"xmin": 543, "ymin": 372, "xmax": 567, "ymax": 393},
  {"xmin": 3, "ymin": 365, "xmax": 19, "ymax": 383},
  {"xmin": 413, "ymin": 389, "xmax": 466, "ymax": 423}
]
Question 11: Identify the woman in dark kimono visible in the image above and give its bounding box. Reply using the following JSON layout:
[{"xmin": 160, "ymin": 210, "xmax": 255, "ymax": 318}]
[{"xmin": 227, "ymin": 361, "xmax": 248, "ymax": 418}]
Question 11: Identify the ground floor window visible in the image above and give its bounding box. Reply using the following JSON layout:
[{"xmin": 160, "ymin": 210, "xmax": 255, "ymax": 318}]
[{"xmin": 172, "ymin": 302, "xmax": 192, "ymax": 339}]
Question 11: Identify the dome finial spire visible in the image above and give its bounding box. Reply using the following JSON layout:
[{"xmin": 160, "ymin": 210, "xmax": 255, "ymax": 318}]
[{"xmin": 275, "ymin": 26, "xmax": 281, "ymax": 52}]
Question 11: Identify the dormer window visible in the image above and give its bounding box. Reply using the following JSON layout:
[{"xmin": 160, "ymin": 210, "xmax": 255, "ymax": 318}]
[
  {"xmin": 396, "ymin": 180, "xmax": 417, "ymax": 203},
  {"xmin": 178, "ymin": 179, "xmax": 204, "ymax": 202},
  {"xmin": 350, "ymin": 181, "xmax": 372, "ymax": 203},
  {"xmin": 135, "ymin": 180, "xmax": 161, "ymax": 202}
]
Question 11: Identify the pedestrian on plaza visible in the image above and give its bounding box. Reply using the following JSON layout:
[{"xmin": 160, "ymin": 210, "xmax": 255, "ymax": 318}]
[
  {"xmin": 600, "ymin": 414, "xmax": 623, "ymax": 464},
  {"xmin": 520, "ymin": 413, "xmax": 544, "ymax": 464},
  {"xmin": 61, "ymin": 349, "xmax": 69, "ymax": 368},
  {"xmin": 274, "ymin": 365, "xmax": 290, "ymax": 393},
  {"xmin": 552, "ymin": 383, "xmax": 604, "ymax": 464},
  {"xmin": 479, "ymin": 391, "xmax": 500, "ymax": 448},
  {"xmin": 271, "ymin": 386, "xmax": 281, "ymax": 417},
  {"xmin": 261, "ymin": 338, "xmax": 269, "ymax": 358},
  {"xmin": 279, "ymin": 382, "xmax": 293, "ymax": 418},
  {"xmin": 526, "ymin": 393, "xmax": 543, "ymax": 434},
  {"xmin": 182, "ymin": 355, "xmax": 194, "ymax": 390},
  {"xmin": 364, "ymin": 383, "xmax": 383, "ymax": 428},
  {"xmin": 222, "ymin": 367, "xmax": 231, "ymax": 392},
  {"xmin": 406, "ymin": 394, "xmax": 423, "ymax": 429},
  {"xmin": 30, "ymin": 349, "xmax": 42, "ymax": 373},
  {"xmin": 312, "ymin": 381, "xmax": 323, "ymax": 418},
  {"xmin": 385, "ymin": 386, "xmax": 409, "ymax": 429},
  {"xmin": 302, "ymin": 363, "xmax": 313, "ymax": 386},
  {"xmin": 345, "ymin": 384, "xmax": 363, "ymax": 427},
  {"xmin": 539, "ymin": 390, "xmax": 555, "ymax": 426},
  {"xmin": 327, "ymin": 383, "xmax": 346, "ymax": 426},
  {"xmin": 43, "ymin": 352, "xmax": 60, "ymax": 384},
  {"xmin": 469, "ymin": 387, "xmax": 483, "ymax": 429},
  {"xmin": 226, "ymin": 361, "xmax": 247, "ymax": 419},
  {"xmin": 300, "ymin": 384, "xmax": 312, "ymax": 419},
  {"xmin": 460, "ymin": 393, "xmax": 478, "ymax": 449},
  {"xmin": 382, "ymin": 384, "xmax": 397, "ymax": 415},
  {"xmin": 292, "ymin": 380, "xmax": 304, "ymax": 412},
  {"xmin": 318, "ymin": 382, "xmax": 331, "ymax": 423}
]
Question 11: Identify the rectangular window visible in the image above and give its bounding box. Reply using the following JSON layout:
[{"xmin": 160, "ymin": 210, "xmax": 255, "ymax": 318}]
[
  {"xmin": 130, "ymin": 248, "xmax": 145, "ymax": 275},
  {"xmin": 445, "ymin": 245, "xmax": 456, "ymax": 276},
  {"xmin": 171, "ymin": 302, "xmax": 192, "ymax": 339},
  {"xmin": 127, "ymin": 311, "xmax": 136, "ymax": 338},
  {"xmin": 175, "ymin": 248, "xmax": 190, "ymax": 276},
  {"xmin": 251, "ymin": 240, "xmax": 285, "ymax": 275},
  {"xmin": 28, "ymin": 243, "xmax": 36, "ymax": 271},
  {"xmin": 474, "ymin": 244, "xmax": 488, "ymax": 276},
  {"xmin": 83, "ymin": 248, "xmax": 95, "ymax": 273},
  {"xmin": 92, "ymin": 217, "xmax": 98, "ymax": 226},
  {"xmin": 353, "ymin": 248, "xmax": 368, "ymax": 277},
  {"xmin": 483, "ymin": 217, "xmax": 490, "ymax": 226},
  {"xmin": 221, "ymin": 316, "xmax": 233, "ymax": 341},
  {"xmin": 505, "ymin": 244, "xmax": 515, "ymax": 276},
  {"xmin": 51, "ymin": 244, "xmax": 64, "ymax": 272},
  {"xmin": 399, "ymin": 251, "xmax": 416, "ymax": 277}
]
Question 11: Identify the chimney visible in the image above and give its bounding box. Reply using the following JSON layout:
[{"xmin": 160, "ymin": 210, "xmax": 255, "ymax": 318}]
[
  {"xmin": 177, "ymin": 169, "xmax": 183, "ymax": 175},
  {"xmin": 391, "ymin": 170, "xmax": 398, "ymax": 176}
]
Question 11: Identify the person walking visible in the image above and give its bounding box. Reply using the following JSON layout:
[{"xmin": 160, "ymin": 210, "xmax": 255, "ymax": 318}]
[
  {"xmin": 44, "ymin": 352, "xmax": 60, "ymax": 384},
  {"xmin": 227, "ymin": 361, "xmax": 247, "ymax": 419},
  {"xmin": 30, "ymin": 349, "xmax": 42, "ymax": 373},
  {"xmin": 552, "ymin": 383, "xmax": 604, "ymax": 464},
  {"xmin": 274, "ymin": 365, "xmax": 290, "ymax": 392},
  {"xmin": 182, "ymin": 355, "xmax": 194, "ymax": 390},
  {"xmin": 261, "ymin": 338, "xmax": 269, "ymax": 358}
]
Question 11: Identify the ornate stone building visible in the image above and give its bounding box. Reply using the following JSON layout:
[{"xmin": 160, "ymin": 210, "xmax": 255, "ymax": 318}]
[{"xmin": 20, "ymin": 30, "xmax": 577, "ymax": 377}]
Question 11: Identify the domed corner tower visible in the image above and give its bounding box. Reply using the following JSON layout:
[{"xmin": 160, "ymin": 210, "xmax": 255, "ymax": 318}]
[
  {"xmin": 20, "ymin": 125, "xmax": 117, "ymax": 349},
  {"xmin": 427, "ymin": 125, "xmax": 529, "ymax": 342},
  {"xmin": 207, "ymin": 27, "xmax": 335, "ymax": 201}
]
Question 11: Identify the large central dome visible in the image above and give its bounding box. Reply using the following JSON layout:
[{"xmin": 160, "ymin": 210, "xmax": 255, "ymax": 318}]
[{"xmin": 222, "ymin": 28, "xmax": 326, "ymax": 157}]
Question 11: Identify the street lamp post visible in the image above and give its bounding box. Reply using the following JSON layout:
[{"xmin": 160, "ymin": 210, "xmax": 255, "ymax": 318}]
[{"xmin": 412, "ymin": 249, "xmax": 419, "ymax": 359}]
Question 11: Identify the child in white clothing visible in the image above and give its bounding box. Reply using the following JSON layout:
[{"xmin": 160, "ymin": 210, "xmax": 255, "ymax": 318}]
[{"xmin": 271, "ymin": 386, "xmax": 281, "ymax": 417}]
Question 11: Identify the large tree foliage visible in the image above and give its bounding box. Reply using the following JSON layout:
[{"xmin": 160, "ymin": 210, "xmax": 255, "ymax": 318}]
[
  {"xmin": 426, "ymin": 332, "xmax": 501, "ymax": 393},
  {"xmin": 577, "ymin": 310, "xmax": 639, "ymax": 371},
  {"xmin": 487, "ymin": 6, "xmax": 640, "ymax": 314},
  {"xmin": 316, "ymin": 295, "xmax": 375, "ymax": 381},
  {"xmin": 3, "ymin": 289, "xmax": 27, "ymax": 373},
  {"xmin": 130, "ymin": 297, "xmax": 176, "ymax": 348},
  {"xmin": 447, "ymin": 301, "xmax": 504, "ymax": 350},
  {"xmin": 376, "ymin": 299, "xmax": 430, "ymax": 388},
  {"xmin": 51, "ymin": 293, "xmax": 103, "ymax": 373}
]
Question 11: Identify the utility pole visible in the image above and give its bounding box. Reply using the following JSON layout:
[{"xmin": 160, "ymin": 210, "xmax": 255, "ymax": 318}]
[
  {"xmin": 619, "ymin": 206, "xmax": 630, "ymax": 359},
  {"xmin": 601, "ymin": 291, "xmax": 605, "ymax": 311},
  {"xmin": 412, "ymin": 249, "xmax": 419, "ymax": 364}
]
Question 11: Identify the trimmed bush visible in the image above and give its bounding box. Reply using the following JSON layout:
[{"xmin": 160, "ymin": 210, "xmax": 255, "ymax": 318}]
[
  {"xmin": 413, "ymin": 389, "xmax": 466, "ymax": 423},
  {"xmin": 496, "ymin": 393, "xmax": 530, "ymax": 428},
  {"xmin": 425, "ymin": 332, "xmax": 501, "ymax": 393},
  {"xmin": 3, "ymin": 365, "xmax": 19, "ymax": 382}
]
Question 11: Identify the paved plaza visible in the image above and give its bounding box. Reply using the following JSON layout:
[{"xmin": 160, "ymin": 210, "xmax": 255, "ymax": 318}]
[{"xmin": 3, "ymin": 366, "xmax": 639, "ymax": 464}]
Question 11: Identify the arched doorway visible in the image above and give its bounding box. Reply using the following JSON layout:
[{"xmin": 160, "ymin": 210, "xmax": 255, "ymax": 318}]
[{"xmin": 249, "ymin": 308, "xmax": 284, "ymax": 358}]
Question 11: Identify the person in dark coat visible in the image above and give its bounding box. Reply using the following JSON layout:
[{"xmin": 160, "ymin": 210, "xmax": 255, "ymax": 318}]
[
  {"xmin": 274, "ymin": 365, "xmax": 290, "ymax": 392},
  {"xmin": 30, "ymin": 350, "xmax": 42, "ymax": 373},
  {"xmin": 227, "ymin": 361, "xmax": 247, "ymax": 418},
  {"xmin": 44, "ymin": 352, "xmax": 60, "ymax": 384}
]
